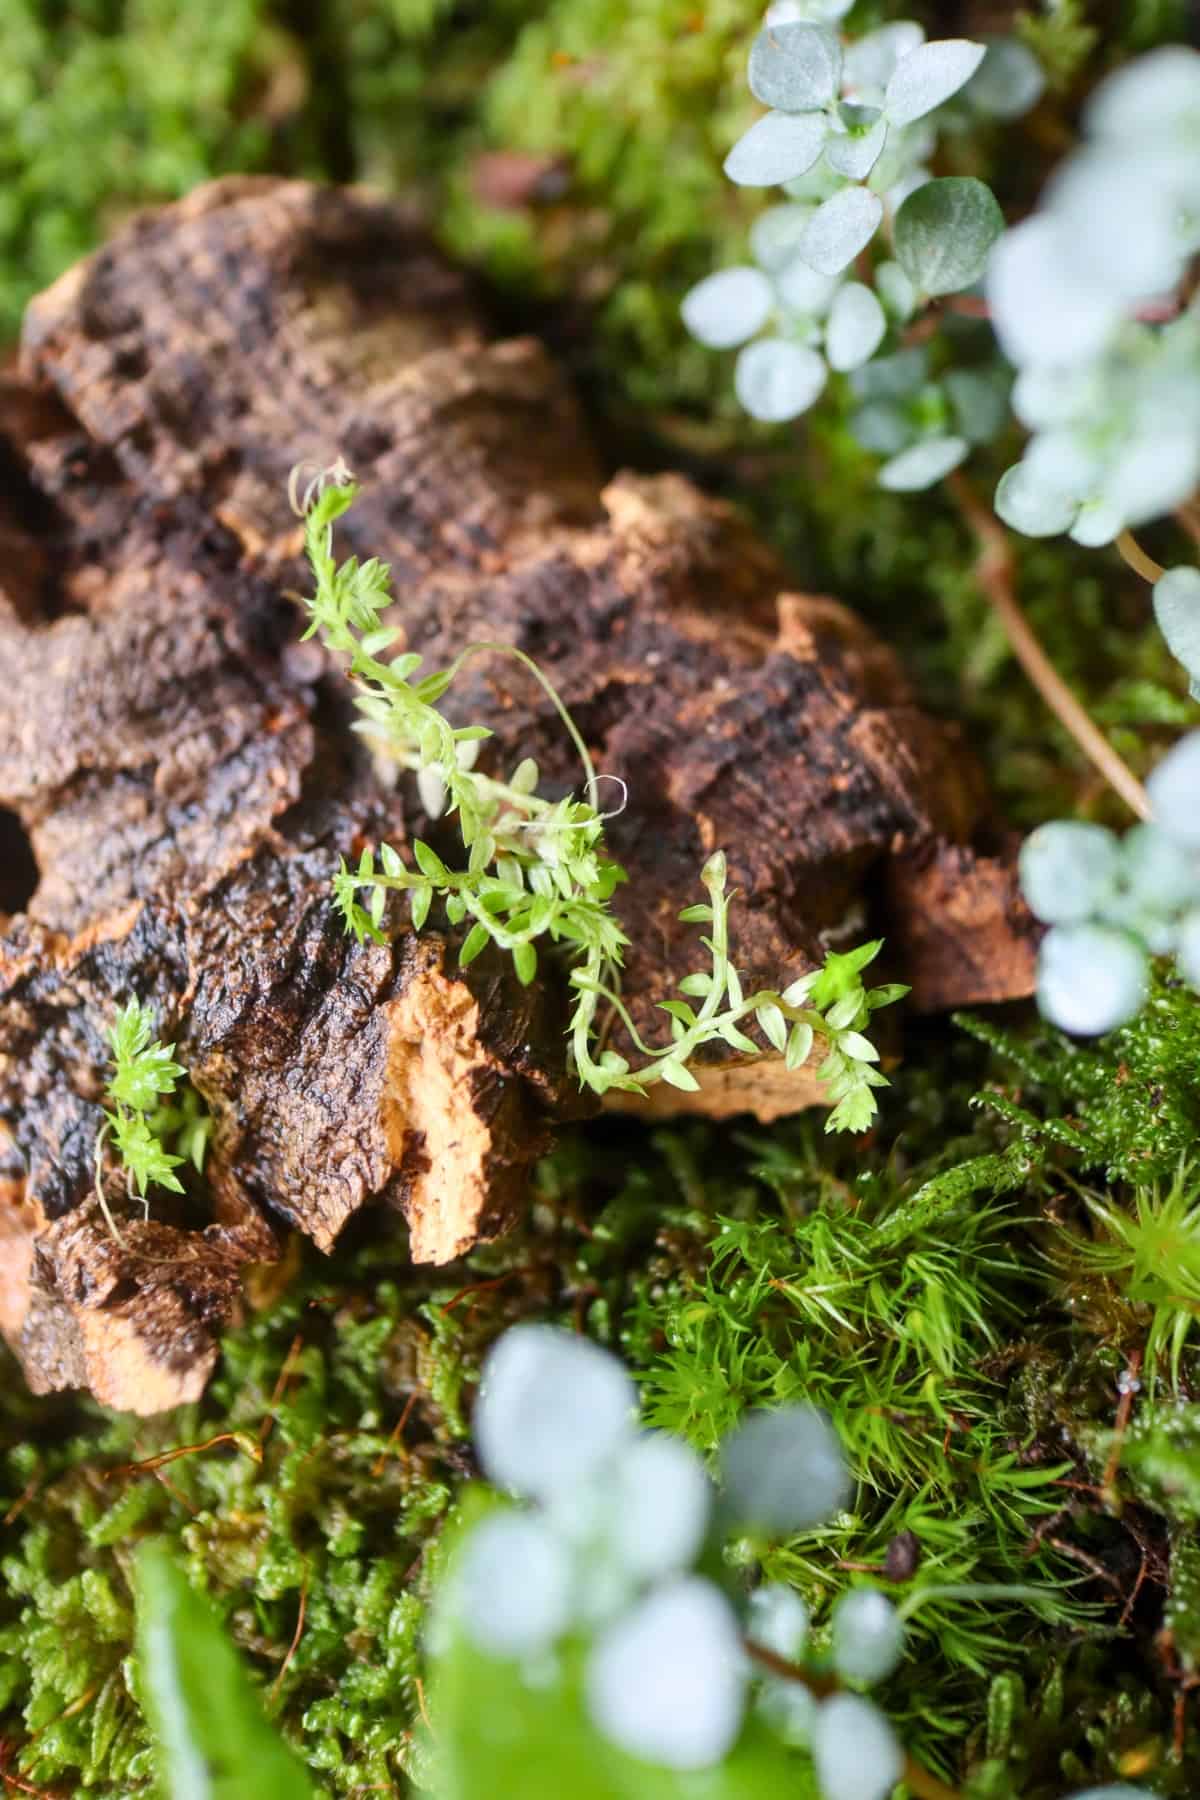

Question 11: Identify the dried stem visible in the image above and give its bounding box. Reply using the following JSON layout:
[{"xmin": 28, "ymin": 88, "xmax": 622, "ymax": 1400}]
[
  {"xmin": 1116, "ymin": 530, "xmax": 1165, "ymax": 586},
  {"xmin": 947, "ymin": 473, "xmax": 1152, "ymax": 822},
  {"xmin": 744, "ymin": 1640, "xmax": 961, "ymax": 1800}
]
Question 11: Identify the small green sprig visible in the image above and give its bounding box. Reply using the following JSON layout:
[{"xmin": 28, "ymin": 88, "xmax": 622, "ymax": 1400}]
[
  {"xmin": 96, "ymin": 1001, "xmax": 212, "ymax": 1233},
  {"xmin": 298, "ymin": 470, "xmax": 906, "ymax": 1126},
  {"xmin": 104, "ymin": 1000, "xmax": 187, "ymax": 1198}
]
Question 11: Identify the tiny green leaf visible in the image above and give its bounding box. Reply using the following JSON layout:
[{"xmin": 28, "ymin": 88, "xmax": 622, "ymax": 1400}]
[
  {"xmin": 413, "ymin": 839, "xmax": 450, "ymax": 882},
  {"xmin": 659, "ymin": 1059, "xmax": 702, "ymax": 1091},
  {"xmin": 460, "ymin": 923, "xmax": 491, "ymax": 966},
  {"xmin": 756, "ymin": 1002, "xmax": 789, "ymax": 1054},
  {"xmin": 513, "ymin": 943, "xmax": 538, "ymax": 986}
]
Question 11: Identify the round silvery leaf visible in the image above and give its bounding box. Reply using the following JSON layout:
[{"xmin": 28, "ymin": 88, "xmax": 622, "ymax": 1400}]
[
  {"xmin": 851, "ymin": 400, "xmax": 912, "ymax": 455},
  {"xmin": 1178, "ymin": 909, "xmax": 1200, "ymax": 987},
  {"xmin": 585, "ymin": 1578, "xmax": 747, "ymax": 1770},
  {"xmin": 987, "ymin": 215, "xmax": 1122, "ymax": 368},
  {"xmin": 1108, "ymin": 431, "xmax": 1200, "ymax": 528},
  {"xmin": 766, "ymin": 0, "xmax": 855, "ymax": 21},
  {"xmin": 831, "ymin": 1589, "xmax": 905, "ymax": 1686},
  {"xmin": 994, "ymin": 461, "xmax": 1078, "ymax": 537},
  {"xmin": 1037, "ymin": 924, "xmax": 1148, "ymax": 1035},
  {"xmin": 776, "ymin": 256, "xmax": 841, "ymax": 317},
  {"xmin": 825, "ymin": 282, "xmax": 887, "ymax": 371},
  {"xmin": 1022, "ymin": 430, "xmax": 1103, "ymax": 501},
  {"xmin": 813, "ymin": 1694, "xmax": 904, "ymax": 1800},
  {"xmin": 945, "ymin": 366, "xmax": 1010, "ymax": 445},
  {"xmin": 1011, "ymin": 363, "xmax": 1100, "ymax": 432},
  {"xmin": 885, "ymin": 165, "xmax": 933, "ymax": 216},
  {"xmin": 1087, "ymin": 44, "xmax": 1200, "ymax": 143},
  {"xmin": 736, "ymin": 339, "xmax": 827, "ymax": 421},
  {"xmin": 681, "ymin": 266, "xmax": 773, "ymax": 349},
  {"xmin": 725, "ymin": 110, "xmax": 828, "ymax": 187},
  {"xmin": 799, "ymin": 185, "xmax": 884, "ymax": 275},
  {"xmin": 894, "ymin": 176, "xmax": 1005, "ymax": 297},
  {"xmin": 751, "ymin": 204, "xmax": 816, "ymax": 272},
  {"xmin": 1020, "ymin": 821, "xmax": 1120, "ymax": 924},
  {"xmin": 1120, "ymin": 823, "xmax": 1199, "ymax": 916},
  {"xmin": 851, "ymin": 345, "xmax": 928, "ymax": 401},
  {"xmin": 609, "ymin": 1433, "xmax": 712, "ymax": 1580},
  {"xmin": 884, "ymin": 38, "xmax": 987, "ymax": 128},
  {"xmin": 748, "ymin": 22, "xmax": 841, "ymax": 113},
  {"xmin": 1068, "ymin": 1788, "xmax": 1169, "ymax": 1799},
  {"xmin": 720, "ymin": 1403, "xmax": 851, "ymax": 1533},
  {"xmin": 1154, "ymin": 567, "xmax": 1200, "ymax": 688},
  {"xmin": 758, "ymin": 1676, "xmax": 818, "ymax": 1745},
  {"xmin": 1049, "ymin": 147, "xmax": 1188, "ymax": 303},
  {"xmin": 843, "ymin": 23, "xmax": 926, "ymax": 103},
  {"xmin": 474, "ymin": 1323, "xmax": 636, "ymax": 1501},
  {"xmin": 455, "ymin": 1512, "xmax": 572, "ymax": 1657},
  {"xmin": 1068, "ymin": 494, "xmax": 1127, "ymax": 548},
  {"xmin": 747, "ymin": 1584, "xmax": 809, "ymax": 1659},
  {"xmin": 825, "ymin": 110, "xmax": 889, "ymax": 181},
  {"xmin": 878, "ymin": 435, "xmax": 967, "ymax": 490},
  {"xmin": 965, "ymin": 38, "xmax": 1045, "ymax": 119},
  {"xmin": 1148, "ymin": 732, "xmax": 1200, "ymax": 849},
  {"xmin": 875, "ymin": 260, "xmax": 916, "ymax": 321}
]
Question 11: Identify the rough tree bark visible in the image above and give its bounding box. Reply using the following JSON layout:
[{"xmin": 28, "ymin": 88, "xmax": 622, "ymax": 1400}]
[{"xmin": 0, "ymin": 179, "xmax": 1035, "ymax": 1412}]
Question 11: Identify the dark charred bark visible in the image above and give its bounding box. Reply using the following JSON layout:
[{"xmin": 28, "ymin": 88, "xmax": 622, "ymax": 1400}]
[{"xmin": 0, "ymin": 179, "xmax": 1036, "ymax": 1411}]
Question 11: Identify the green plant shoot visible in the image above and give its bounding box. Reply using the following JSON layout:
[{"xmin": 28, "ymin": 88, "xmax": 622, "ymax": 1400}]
[{"xmin": 297, "ymin": 471, "xmax": 906, "ymax": 1128}]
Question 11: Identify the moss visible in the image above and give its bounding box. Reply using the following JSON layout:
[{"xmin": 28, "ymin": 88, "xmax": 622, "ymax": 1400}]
[{"xmin": 4, "ymin": 5, "xmax": 1200, "ymax": 1795}]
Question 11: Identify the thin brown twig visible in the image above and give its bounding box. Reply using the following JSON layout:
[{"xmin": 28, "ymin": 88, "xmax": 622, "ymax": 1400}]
[
  {"xmin": 373, "ymin": 1390, "xmax": 420, "ymax": 1477},
  {"xmin": 1115, "ymin": 530, "xmax": 1166, "ymax": 586},
  {"xmin": 948, "ymin": 472, "xmax": 1152, "ymax": 822},
  {"xmin": 103, "ymin": 1432, "xmax": 262, "ymax": 1481},
  {"xmin": 1102, "ymin": 1347, "xmax": 1143, "ymax": 1505},
  {"xmin": 270, "ymin": 1570, "xmax": 310, "ymax": 1707},
  {"xmin": 260, "ymin": 1332, "xmax": 306, "ymax": 1449},
  {"xmin": 2, "ymin": 1476, "xmax": 40, "ymax": 1530},
  {"xmin": 743, "ymin": 1640, "xmax": 961, "ymax": 1800}
]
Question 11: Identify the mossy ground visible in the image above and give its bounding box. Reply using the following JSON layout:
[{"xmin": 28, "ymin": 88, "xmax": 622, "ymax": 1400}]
[{"xmin": 2, "ymin": 2, "xmax": 1200, "ymax": 1794}]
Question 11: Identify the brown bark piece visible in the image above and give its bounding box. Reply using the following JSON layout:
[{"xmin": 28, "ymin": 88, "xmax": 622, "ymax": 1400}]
[{"xmin": 0, "ymin": 179, "xmax": 1034, "ymax": 1411}]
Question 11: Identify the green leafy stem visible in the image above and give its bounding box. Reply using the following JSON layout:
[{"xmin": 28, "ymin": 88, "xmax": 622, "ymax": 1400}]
[{"xmin": 300, "ymin": 469, "xmax": 906, "ymax": 1128}]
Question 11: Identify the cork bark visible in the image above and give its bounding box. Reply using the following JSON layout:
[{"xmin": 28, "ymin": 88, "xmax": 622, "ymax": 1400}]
[{"xmin": 0, "ymin": 179, "xmax": 1035, "ymax": 1411}]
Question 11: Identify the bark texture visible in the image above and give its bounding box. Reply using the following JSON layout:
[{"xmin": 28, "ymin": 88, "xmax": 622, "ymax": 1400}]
[{"xmin": 0, "ymin": 178, "xmax": 1035, "ymax": 1411}]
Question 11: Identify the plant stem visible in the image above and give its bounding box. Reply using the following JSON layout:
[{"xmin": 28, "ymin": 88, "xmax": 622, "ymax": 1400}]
[
  {"xmin": 743, "ymin": 1640, "xmax": 961, "ymax": 1800},
  {"xmin": 1115, "ymin": 530, "xmax": 1165, "ymax": 585},
  {"xmin": 947, "ymin": 472, "xmax": 1151, "ymax": 822}
]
